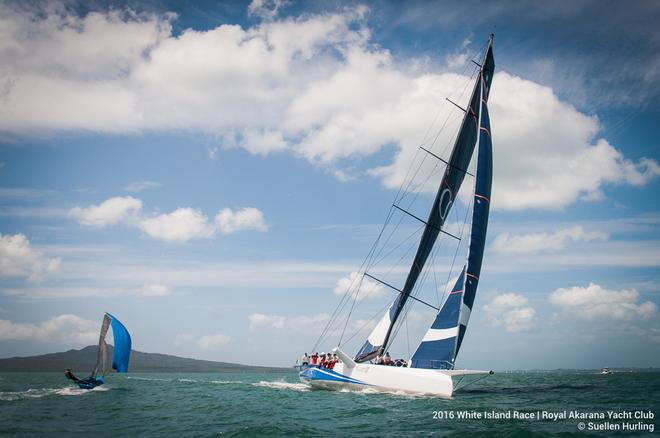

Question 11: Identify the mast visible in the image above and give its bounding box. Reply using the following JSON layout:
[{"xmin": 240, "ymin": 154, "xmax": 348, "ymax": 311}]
[{"xmin": 355, "ymin": 35, "xmax": 495, "ymax": 362}]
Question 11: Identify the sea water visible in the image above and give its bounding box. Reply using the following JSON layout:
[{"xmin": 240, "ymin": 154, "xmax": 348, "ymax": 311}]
[{"xmin": 0, "ymin": 371, "xmax": 658, "ymax": 436}]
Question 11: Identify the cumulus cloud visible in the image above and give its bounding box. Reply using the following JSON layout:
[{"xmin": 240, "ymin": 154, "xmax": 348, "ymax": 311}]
[
  {"xmin": 248, "ymin": 312, "xmax": 329, "ymax": 331},
  {"xmin": 483, "ymin": 293, "xmax": 536, "ymax": 332},
  {"xmin": 215, "ymin": 207, "xmax": 268, "ymax": 235},
  {"xmin": 491, "ymin": 226, "xmax": 608, "ymax": 254},
  {"xmin": 69, "ymin": 196, "xmax": 142, "ymax": 228},
  {"xmin": 549, "ymin": 282, "xmax": 657, "ymax": 321},
  {"xmin": 0, "ymin": 233, "xmax": 60, "ymax": 280},
  {"xmin": 333, "ymin": 271, "xmax": 386, "ymax": 301},
  {"xmin": 139, "ymin": 208, "xmax": 216, "ymax": 242},
  {"xmin": 373, "ymin": 72, "xmax": 660, "ymax": 211},
  {"xmin": 1, "ymin": 5, "xmax": 658, "ymax": 211},
  {"xmin": 0, "ymin": 314, "xmax": 97, "ymax": 344},
  {"xmin": 70, "ymin": 197, "xmax": 267, "ymax": 242}
]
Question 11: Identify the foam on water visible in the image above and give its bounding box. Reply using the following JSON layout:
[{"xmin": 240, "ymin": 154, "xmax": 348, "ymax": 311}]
[
  {"xmin": 210, "ymin": 380, "xmax": 243, "ymax": 384},
  {"xmin": 336, "ymin": 386, "xmax": 428, "ymax": 398},
  {"xmin": 0, "ymin": 385, "xmax": 106, "ymax": 401},
  {"xmin": 126, "ymin": 376, "xmax": 169, "ymax": 382},
  {"xmin": 253, "ymin": 380, "xmax": 310, "ymax": 392}
]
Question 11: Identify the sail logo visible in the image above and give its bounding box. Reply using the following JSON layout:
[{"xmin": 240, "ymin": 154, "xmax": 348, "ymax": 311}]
[{"xmin": 438, "ymin": 187, "xmax": 453, "ymax": 221}]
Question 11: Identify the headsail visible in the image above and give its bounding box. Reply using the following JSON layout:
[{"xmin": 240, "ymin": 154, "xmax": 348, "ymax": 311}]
[
  {"xmin": 411, "ymin": 68, "xmax": 494, "ymax": 369},
  {"xmin": 355, "ymin": 35, "xmax": 495, "ymax": 362},
  {"xmin": 90, "ymin": 313, "xmax": 131, "ymax": 378}
]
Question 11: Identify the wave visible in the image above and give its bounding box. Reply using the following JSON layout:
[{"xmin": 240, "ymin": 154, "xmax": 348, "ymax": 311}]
[
  {"xmin": 210, "ymin": 380, "xmax": 243, "ymax": 385},
  {"xmin": 125, "ymin": 376, "xmax": 169, "ymax": 382},
  {"xmin": 253, "ymin": 380, "xmax": 310, "ymax": 392},
  {"xmin": 0, "ymin": 385, "xmax": 107, "ymax": 401},
  {"xmin": 337, "ymin": 386, "xmax": 429, "ymax": 399},
  {"xmin": 176, "ymin": 378, "xmax": 197, "ymax": 383}
]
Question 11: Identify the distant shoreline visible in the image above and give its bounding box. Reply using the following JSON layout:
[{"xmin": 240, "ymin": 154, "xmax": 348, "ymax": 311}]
[{"xmin": 0, "ymin": 345, "xmax": 290, "ymax": 373}]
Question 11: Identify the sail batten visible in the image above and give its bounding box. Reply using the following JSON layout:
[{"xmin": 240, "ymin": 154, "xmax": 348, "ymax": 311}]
[{"xmin": 355, "ymin": 36, "xmax": 495, "ymax": 363}]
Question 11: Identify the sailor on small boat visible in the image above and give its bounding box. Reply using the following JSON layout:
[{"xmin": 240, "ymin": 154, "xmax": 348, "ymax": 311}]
[
  {"xmin": 64, "ymin": 368, "xmax": 80, "ymax": 383},
  {"xmin": 65, "ymin": 368, "xmax": 104, "ymax": 389}
]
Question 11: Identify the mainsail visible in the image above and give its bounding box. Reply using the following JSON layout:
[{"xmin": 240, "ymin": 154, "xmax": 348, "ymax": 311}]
[
  {"xmin": 90, "ymin": 313, "xmax": 132, "ymax": 379},
  {"xmin": 355, "ymin": 35, "xmax": 495, "ymax": 363},
  {"xmin": 411, "ymin": 73, "xmax": 493, "ymax": 369}
]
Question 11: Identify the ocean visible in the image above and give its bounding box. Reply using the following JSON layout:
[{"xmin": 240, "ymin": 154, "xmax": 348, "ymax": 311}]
[{"xmin": 1, "ymin": 370, "xmax": 658, "ymax": 436}]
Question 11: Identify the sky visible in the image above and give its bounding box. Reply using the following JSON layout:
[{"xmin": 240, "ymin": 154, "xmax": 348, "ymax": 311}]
[{"xmin": 0, "ymin": 0, "xmax": 659, "ymax": 370}]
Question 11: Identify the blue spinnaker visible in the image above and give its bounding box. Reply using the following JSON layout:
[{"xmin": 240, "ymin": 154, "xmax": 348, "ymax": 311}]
[{"xmin": 107, "ymin": 313, "xmax": 131, "ymax": 373}]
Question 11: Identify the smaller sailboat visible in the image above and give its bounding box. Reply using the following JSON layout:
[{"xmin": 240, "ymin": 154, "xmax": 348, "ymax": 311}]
[{"xmin": 65, "ymin": 313, "xmax": 131, "ymax": 389}]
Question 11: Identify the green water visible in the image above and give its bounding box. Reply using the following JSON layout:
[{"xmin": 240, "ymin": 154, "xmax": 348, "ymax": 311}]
[{"xmin": 0, "ymin": 371, "xmax": 658, "ymax": 436}]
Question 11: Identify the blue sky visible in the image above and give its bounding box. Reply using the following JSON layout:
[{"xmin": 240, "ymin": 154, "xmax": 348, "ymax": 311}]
[{"xmin": 1, "ymin": 0, "xmax": 659, "ymax": 369}]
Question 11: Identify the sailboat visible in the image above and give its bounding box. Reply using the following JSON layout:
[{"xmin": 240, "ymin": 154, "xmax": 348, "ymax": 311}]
[
  {"xmin": 300, "ymin": 35, "xmax": 495, "ymax": 397},
  {"xmin": 65, "ymin": 312, "xmax": 132, "ymax": 389}
]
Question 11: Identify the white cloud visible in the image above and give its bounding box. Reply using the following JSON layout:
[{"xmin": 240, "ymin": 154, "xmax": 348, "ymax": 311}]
[
  {"xmin": 124, "ymin": 180, "xmax": 161, "ymax": 192},
  {"xmin": 491, "ymin": 226, "xmax": 608, "ymax": 254},
  {"xmin": 483, "ymin": 293, "xmax": 536, "ymax": 332},
  {"xmin": 69, "ymin": 196, "xmax": 142, "ymax": 228},
  {"xmin": 372, "ymin": 72, "xmax": 660, "ymax": 211},
  {"xmin": 0, "ymin": 314, "xmax": 97, "ymax": 344},
  {"xmin": 196, "ymin": 334, "xmax": 232, "ymax": 350},
  {"xmin": 0, "ymin": 233, "xmax": 60, "ymax": 280},
  {"xmin": 139, "ymin": 208, "xmax": 216, "ymax": 242},
  {"xmin": 1, "ymin": 5, "xmax": 658, "ymax": 212},
  {"xmin": 248, "ymin": 312, "xmax": 329, "ymax": 331},
  {"xmin": 215, "ymin": 207, "xmax": 268, "ymax": 235},
  {"xmin": 247, "ymin": 0, "xmax": 289, "ymax": 21},
  {"xmin": 70, "ymin": 197, "xmax": 267, "ymax": 242},
  {"xmin": 174, "ymin": 333, "xmax": 231, "ymax": 349},
  {"xmin": 3, "ymin": 259, "xmax": 360, "ymax": 299},
  {"xmin": 333, "ymin": 271, "xmax": 386, "ymax": 301},
  {"xmin": 445, "ymin": 37, "xmax": 473, "ymax": 69},
  {"xmin": 549, "ymin": 282, "xmax": 657, "ymax": 321},
  {"xmin": 136, "ymin": 283, "xmax": 170, "ymax": 296}
]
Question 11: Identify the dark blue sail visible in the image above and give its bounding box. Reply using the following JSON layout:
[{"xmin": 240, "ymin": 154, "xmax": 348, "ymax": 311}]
[
  {"xmin": 411, "ymin": 73, "xmax": 493, "ymax": 369},
  {"xmin": 455, "ymin": 94, "xmax": 492, "ymax": 357},
  {"xmin": 108, "ymin": 313, "xmax": 131, "ymax": 373},
  {"xmin": 410, "ymin": 270, "xmax": 466, "ymax": 369},
  {"xmin": 356, "ymin": 36, "xmax": 495, "ymax": 363}
]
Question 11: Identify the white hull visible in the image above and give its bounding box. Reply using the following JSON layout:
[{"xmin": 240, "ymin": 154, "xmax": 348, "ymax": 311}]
[
  {"xmin": 299, "ymin": 348, "xmax": 492, "ymax": 397},
  {"xmin": 300, "ymin": 362, "xmax": 454, "ymax": 398}
]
